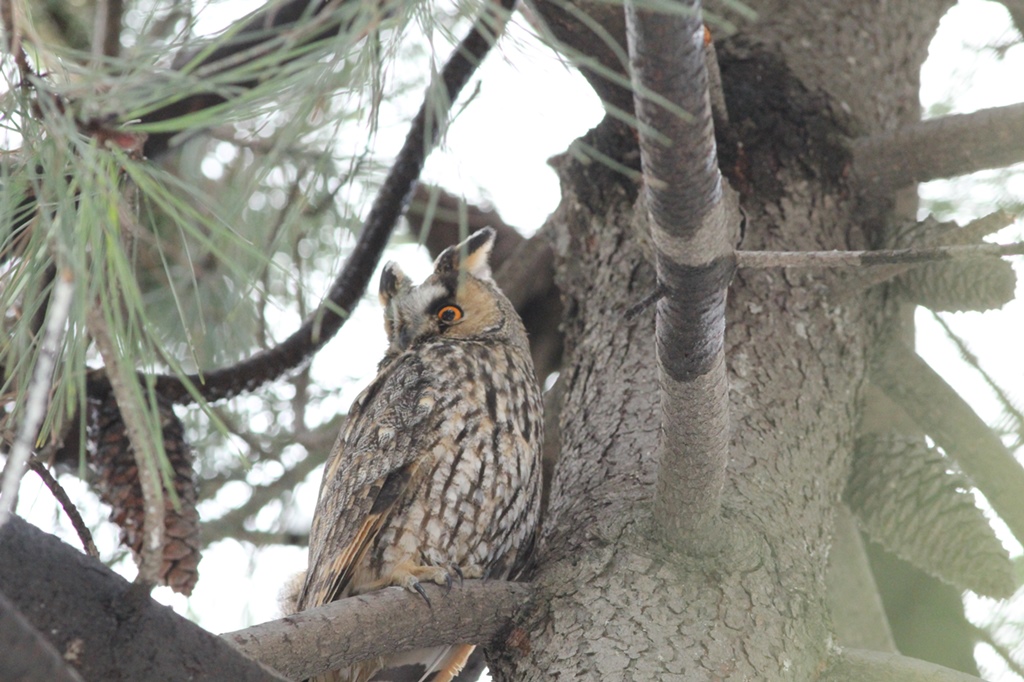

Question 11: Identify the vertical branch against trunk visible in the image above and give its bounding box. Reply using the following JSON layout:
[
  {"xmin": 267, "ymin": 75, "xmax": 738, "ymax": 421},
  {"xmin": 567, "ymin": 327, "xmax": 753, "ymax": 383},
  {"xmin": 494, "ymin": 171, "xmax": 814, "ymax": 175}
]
[{"xmin": 625, "ymin": 0, "xmax": 738, "ymax": 548}]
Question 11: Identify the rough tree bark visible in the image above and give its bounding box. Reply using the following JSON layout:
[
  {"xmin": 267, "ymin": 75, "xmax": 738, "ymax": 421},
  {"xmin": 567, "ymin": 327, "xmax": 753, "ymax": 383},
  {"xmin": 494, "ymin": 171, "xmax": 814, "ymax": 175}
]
[{"xmin": 488, "ymin": 0, "xmax": 961, "ymax": 678}]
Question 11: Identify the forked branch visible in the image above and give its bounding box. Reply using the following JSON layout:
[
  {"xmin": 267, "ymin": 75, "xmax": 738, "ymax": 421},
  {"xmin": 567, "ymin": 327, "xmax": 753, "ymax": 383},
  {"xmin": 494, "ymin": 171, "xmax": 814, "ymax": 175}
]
[
  {"xmin": 625, "ymin": 0, "xmax": 739, "ymax": 548},
  {"xmin": 0, "ymin": 515, "xmax": 528, "ymax": 682}
]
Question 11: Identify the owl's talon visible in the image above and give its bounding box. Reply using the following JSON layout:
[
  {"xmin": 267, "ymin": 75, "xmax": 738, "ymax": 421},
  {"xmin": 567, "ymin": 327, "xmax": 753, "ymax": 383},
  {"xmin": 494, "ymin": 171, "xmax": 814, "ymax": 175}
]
[
  {"xmin": 443, "ymin": 571, "xmax": 454, "ymax": 596},
  {"xmin": 452, "ymin": 565, "xmax": 465, "ymax": 586},
  {"xmin": 413, "ymin": 581, "xmax": 432, "ymax": 608}
]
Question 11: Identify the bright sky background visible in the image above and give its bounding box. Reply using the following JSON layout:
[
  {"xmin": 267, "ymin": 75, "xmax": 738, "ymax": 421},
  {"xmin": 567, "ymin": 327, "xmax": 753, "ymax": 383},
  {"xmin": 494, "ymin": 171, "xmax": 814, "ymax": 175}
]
[{"xmin": 10, "ymin": 0, "xmax": 1024, "ymax": 678}]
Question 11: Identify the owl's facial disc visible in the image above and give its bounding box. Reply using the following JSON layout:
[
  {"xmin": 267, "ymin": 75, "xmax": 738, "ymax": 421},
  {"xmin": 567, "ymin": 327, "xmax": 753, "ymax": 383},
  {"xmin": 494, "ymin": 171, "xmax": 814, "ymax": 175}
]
[{"xmin": 381, "ymin": 228, "xmax": 504, "ymax": 355}]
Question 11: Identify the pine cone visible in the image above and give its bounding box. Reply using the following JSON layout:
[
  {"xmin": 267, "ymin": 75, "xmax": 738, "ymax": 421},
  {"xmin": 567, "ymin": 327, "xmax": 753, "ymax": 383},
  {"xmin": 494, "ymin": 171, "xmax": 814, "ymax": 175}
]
[
  {"xmin": 887, "ymin": 216, "xmax": 1017, "ymax": 312},
  {"xmin": 90, "ymin": 392, "xmax": 201, "ymax": 595},
  {"xmin": 846, "ymin": 433, "xmax": 1014, "ymax": 598}
]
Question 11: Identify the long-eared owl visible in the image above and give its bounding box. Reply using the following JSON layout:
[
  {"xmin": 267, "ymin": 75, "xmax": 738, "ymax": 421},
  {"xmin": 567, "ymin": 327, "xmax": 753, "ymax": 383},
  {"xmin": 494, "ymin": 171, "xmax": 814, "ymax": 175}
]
[{"xmin": 295, "ymin": 228, "xmax": 543, "ymax": 682}]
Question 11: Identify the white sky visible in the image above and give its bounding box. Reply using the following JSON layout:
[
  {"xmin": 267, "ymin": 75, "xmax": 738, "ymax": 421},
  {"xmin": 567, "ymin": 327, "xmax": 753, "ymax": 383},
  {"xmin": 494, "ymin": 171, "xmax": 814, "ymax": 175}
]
[{"xmin": 9, "ymin": 0, "xmax": 1024, "ymax": 678}]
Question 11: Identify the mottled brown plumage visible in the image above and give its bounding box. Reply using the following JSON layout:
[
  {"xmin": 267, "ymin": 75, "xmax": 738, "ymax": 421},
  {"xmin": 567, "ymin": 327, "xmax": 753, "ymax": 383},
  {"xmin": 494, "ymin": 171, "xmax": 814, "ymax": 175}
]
[{"xmin": 295, "ymin": 228, "xmax": 542, "ymax": 682}]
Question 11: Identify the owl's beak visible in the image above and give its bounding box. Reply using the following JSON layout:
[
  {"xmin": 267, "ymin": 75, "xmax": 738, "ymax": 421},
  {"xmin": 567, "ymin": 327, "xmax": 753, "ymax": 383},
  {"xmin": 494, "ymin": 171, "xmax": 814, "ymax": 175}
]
[{"xmin": 397, "ymin": 326, "xmax": 415, "ymax": 351}]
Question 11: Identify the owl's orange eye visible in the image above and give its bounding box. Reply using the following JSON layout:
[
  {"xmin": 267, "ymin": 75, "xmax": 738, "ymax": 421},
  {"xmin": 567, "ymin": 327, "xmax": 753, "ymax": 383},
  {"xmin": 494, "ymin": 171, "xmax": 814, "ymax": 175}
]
[{"xmin": 437, "ymin": 305, "xmax": 463, "ymax": 324}]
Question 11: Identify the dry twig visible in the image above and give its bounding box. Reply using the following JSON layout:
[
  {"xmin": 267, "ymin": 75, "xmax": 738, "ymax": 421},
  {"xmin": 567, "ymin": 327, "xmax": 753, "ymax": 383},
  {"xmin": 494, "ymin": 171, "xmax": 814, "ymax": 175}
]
[{"xmin": 28, "ymin": 458, "xmax": 99, "ymax": 558}]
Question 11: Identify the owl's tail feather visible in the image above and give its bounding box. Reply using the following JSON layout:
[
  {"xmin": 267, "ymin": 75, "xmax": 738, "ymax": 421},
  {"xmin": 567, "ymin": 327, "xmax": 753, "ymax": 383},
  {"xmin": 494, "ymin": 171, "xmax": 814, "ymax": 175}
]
[{"xmin": 368, "ymin": 644, "xmax": 475, "ymax": 682}]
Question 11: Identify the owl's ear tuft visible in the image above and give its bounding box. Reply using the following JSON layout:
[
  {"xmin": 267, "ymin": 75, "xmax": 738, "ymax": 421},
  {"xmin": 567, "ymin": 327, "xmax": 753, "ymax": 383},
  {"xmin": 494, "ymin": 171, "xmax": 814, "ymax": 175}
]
[
  {"xmin": 434, "ymin": 227, "xmax": 496, "ymax": 280},
  {"xmin": 379, "ymin": 262, "xmax": 411, "ymax": 307}
]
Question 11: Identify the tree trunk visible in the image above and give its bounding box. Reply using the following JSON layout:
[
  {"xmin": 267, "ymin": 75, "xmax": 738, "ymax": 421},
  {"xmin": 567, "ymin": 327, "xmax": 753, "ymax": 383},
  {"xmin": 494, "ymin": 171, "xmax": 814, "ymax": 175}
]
[{"xmin": 490, "ymin": 1, "xmax": 954, "ymax": 677}]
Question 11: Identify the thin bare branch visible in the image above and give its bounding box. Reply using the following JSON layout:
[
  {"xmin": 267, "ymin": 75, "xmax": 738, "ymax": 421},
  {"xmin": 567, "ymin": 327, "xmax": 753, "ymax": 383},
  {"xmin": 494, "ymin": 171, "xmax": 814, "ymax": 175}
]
[
  {"xmin": 0, "ymin": 270, "xmax": 74, "ymax": 527},
  {"xmin": 853, "ymin": 102, "xmax": 1024, "ymax": 193},
  {"xmin": 953, "ymin": 210, "xmax": 1018, "ymax": 244},
  {"xmin": 933, "ymin": 313, "xmax": 1024, "ymax": 444},
  {"xmin": 214, "ymin": 528, "xmax": 308, "ymax": 547},
  {"xmin": 0, "ymin": 589, "xmax": 86, "ymax": 682},
  {"xmin": 28, "ymin": 459, "xmax": 99, "ymax": 559},
  {"xmin": 735, "ymin": 241, "xmax": 1024, "ymax": 269},
  {"xmin": 85, "ymin": 306, "xmax": 165, "ymax": 588},
  {"xmin": 625, "ymin": 0, "xmax": 739, "ymax": 547},
  {"xmin": 224, "ymin": 581, "xmax": 534, "ymax": 681},
  {"xmin": 871, "ymin": 339, "xmax": 1024, "ymax": 550},
  {"xmin": 853, "ymin": 211, "xmax": 1017, "ymax": 290},
  {"xmin": 828, "ymin": 648, "xmax": 985, "ymax": 682}
]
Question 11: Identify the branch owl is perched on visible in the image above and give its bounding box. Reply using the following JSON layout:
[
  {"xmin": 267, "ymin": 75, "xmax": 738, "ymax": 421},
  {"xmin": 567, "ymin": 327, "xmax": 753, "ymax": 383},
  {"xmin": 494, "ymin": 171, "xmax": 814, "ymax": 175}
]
[{"xmin": 294, "ymin": 228, "xmax": 543, "ymax": 682}]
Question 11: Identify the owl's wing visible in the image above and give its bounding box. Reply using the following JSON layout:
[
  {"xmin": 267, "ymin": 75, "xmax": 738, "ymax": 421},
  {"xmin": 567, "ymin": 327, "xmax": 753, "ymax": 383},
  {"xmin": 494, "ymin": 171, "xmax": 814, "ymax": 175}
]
[{"xmin": 297, "ymin": 354, "xmax": 435, "ymax": 610}]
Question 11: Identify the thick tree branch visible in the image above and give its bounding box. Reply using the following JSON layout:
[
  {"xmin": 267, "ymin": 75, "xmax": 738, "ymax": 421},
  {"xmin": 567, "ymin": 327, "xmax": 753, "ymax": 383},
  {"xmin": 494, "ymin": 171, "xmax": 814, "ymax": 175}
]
[
  {"xmin": 0, "ymin": 513, "xmax": 530, "ymax": 682},
  {"xmin": 225, "ymin": 581, "xmax": 534, "ymax": 680},
  {"xmin": 826, "ymin": 505, "xmax": 896, "ymax": 652},
  {"xmin": 853, "ymin": 102, "xmax": 1024, "ymax": 192},
  {"xmin": 625, "ymin": 0, "xmax": 738, "ymax": 546},
  {"xmin": 0, "ymin": 516, "xmax": 286, "ymax": 682},
  {"xmin": 828, "ymin": 648, "xmax": 984, "ymax": 682},
  {"xmin": 0, "ymin": 589, "xmax": 85, "ymax": 682},
  {"xmin": 495, "ymin": 228, "xmax": 565, "ymax": 380},
  {"xmin": 523, "ymin": 0, "xmax": 633, "ymax": 115},
  {"xmin": 871, "ymin": 339, "xmax": 1024, "ymax": 549}
]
